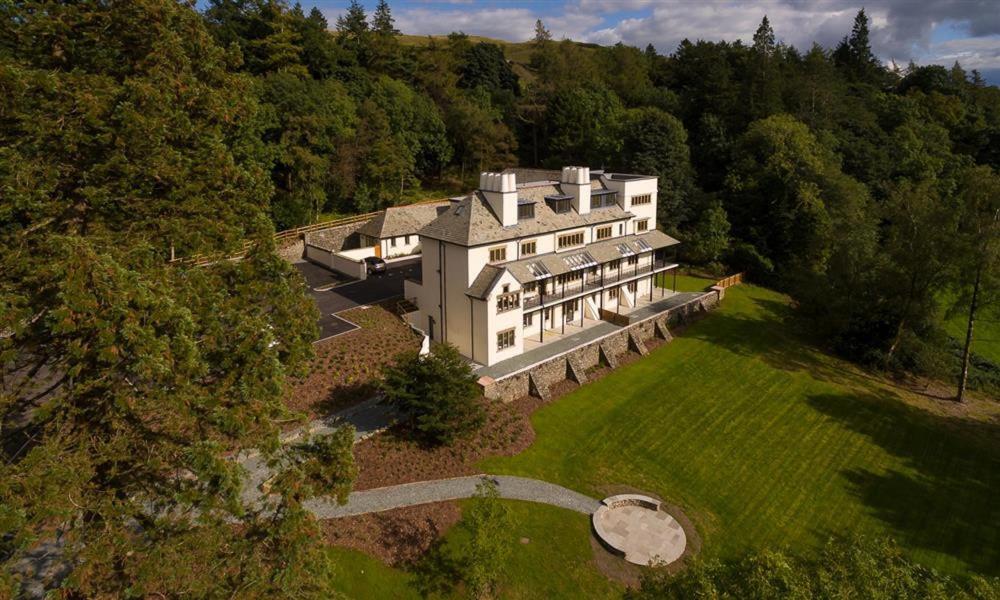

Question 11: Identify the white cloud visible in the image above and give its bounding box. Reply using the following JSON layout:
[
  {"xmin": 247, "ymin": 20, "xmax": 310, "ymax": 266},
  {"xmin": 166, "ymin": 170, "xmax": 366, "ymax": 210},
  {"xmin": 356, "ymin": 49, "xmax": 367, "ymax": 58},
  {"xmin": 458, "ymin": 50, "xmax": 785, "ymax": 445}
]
[
  {"xmin": 384, "ymin": 0, "xmax": 1000, "ymax": 73},
  {"xmin": 394, "ymin": 5, "xmax": 602, "ymax": 42},
  {"xmin": 924, "ymin": 36, "xmax": 1000, "ymax": 71}
]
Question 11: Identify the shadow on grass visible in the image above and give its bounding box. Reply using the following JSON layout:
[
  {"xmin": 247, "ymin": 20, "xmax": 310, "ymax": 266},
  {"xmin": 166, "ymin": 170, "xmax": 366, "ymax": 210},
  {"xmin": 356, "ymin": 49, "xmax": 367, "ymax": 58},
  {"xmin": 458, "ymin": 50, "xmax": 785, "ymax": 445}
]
[
  {"xmin": 683, "ymin": 295, "xmax": 903, "ymax": 395},
  {"xmin": 806, "ymin": 391, "xmax": 1000, "ymax": 575},
  {"xmin": 409, "ymin": 538, "xmax": 463, "ymax": 598}
]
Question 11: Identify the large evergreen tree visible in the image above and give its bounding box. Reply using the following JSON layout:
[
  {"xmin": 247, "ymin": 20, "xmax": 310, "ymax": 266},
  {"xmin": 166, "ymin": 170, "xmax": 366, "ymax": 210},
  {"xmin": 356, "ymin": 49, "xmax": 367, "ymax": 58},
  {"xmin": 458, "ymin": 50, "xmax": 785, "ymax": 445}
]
[{"xmin": 0, "ymin": 1, "xmax": 350, "ymax": 595}]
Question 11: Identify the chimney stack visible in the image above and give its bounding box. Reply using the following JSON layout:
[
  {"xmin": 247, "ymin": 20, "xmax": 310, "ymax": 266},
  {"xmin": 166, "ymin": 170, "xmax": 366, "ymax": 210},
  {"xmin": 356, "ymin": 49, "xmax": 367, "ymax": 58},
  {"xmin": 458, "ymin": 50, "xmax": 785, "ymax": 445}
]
[
  {"xmin": 479, "ymin": 171, "xmax": 518, "ymax": 227},
  {"xmin": 561, "ymin": 166, "xmax": 590, "ymax": 215}
]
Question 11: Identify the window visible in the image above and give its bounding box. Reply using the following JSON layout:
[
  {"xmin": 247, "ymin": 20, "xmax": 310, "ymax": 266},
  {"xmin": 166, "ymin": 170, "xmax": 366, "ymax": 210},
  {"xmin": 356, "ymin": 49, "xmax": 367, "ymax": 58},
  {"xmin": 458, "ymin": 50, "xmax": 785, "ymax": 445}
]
[
  {"xmin": 636, "ymin": 219, "xmax": 649, "ymax": 232},
  {"xmin": 557, "ymin": 231, "xmax": 584, "ymax": 249},
  {"xmin": 489, "ymin": 246, "xmax": 506, "ymax": 263},
  {"xmin": 405, "ymin": 235, "xmax": 411, "ymax": 245},
  {"xmin": 596, "ymin": 226, "xmax": 612, "ymax": 240},
  {"xmin": 518, "ymin": 202, "xmax": 535, "ymax": 220},
  {"xmin": 520, "ymin": 240, "xmax": 537, "ymax": 256},
  {"xmin": 609, "ymin": 259, "xmax": 621, "ymax": 270},
  {"xmin": 545, "ymin": 196, "xmax": 572, "ymax": 213},
  {"xmin": 497, "ymin": 328, "xmax": 515, "ymax": 351},
  {"xmin": 497, "ymin": 290, "xmax": 519, "ymax": 313},
  {"xmin": 523, "ymin": 282, "xmax": 537, "ymax": 293},
  {"xmin": 631, "ymin": 193, "xmax": 652, "ymax": 206},
  {"xmin": 557, "ymin": 272, "xmax": 582, "ymax": 286},
  {"xmin": 527, "ymin": 262, "xmax": 550, "ymax": 278},
  {"xmin": 591, "ymin": 191, "xmax": 618, "ymax": 209},
  {"xmin": 627, "ymin": 281, "xmax": 638, "ymax": 293},
  {"xmin": 608, "ymin": 288, "xmax": 619, "ymax": 300},
  {"xmin": 390, "ymin": 237, "xmax": 397, "ymax": 247},
  {"xmin": 627, "ymin": 255, "xmax": 638, "ymax": 266},
  {"xmin": 618, "ymin": 223, "xmax": 624, "ymax": 235},
  {"xmin": 523, "ymin": 313, "xmax": 533, "ymax": 327}
]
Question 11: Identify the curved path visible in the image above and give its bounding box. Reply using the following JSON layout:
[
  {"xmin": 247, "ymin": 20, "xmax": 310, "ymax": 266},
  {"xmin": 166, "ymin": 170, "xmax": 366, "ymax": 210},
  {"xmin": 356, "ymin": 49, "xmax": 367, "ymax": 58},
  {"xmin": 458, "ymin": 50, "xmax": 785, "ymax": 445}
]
[{"xmin": 304, "ymin": 474, "xmax": 602, "ymax": 519}]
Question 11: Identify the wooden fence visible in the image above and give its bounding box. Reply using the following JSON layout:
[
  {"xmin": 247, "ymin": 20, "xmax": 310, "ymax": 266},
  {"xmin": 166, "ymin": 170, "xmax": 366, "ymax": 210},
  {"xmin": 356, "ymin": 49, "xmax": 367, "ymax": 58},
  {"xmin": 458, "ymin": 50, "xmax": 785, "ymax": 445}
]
[
  {"xmin": 715, "ymin": 273, "xmax": 744, "ymax": 288},
  {"xmin": 169, "ymin": 212, "xmax": 378, "ymax": 266}
]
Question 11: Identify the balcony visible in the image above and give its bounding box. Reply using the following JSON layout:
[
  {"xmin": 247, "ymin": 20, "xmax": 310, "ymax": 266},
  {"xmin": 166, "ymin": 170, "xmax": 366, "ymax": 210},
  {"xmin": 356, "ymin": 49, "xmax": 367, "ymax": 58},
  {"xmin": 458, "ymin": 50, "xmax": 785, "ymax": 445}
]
[{"xmin": 522, "ymin": 258, "xmax": 674, "ymax": 310}]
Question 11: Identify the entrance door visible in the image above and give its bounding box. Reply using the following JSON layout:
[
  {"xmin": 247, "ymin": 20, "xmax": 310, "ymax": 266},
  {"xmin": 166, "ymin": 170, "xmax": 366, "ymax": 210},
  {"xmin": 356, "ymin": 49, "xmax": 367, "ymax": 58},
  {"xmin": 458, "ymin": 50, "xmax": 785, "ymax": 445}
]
[{"xmin": 565, "ymin": 299, "xmax": 578, "ymax": 323}]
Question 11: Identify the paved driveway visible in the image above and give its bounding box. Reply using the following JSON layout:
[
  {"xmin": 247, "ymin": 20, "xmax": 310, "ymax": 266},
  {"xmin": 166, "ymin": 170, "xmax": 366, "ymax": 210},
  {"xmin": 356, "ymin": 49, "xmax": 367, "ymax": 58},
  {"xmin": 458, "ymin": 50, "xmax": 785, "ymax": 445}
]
[{"xmin": 293, "ymin": 259, "xmax": 421, "ymax": 341}]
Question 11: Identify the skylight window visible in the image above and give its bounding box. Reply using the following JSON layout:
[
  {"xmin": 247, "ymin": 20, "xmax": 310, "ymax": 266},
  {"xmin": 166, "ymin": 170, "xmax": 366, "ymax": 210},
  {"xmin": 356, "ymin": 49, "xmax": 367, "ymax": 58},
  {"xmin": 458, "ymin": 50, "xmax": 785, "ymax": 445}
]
[
  {"xmin": 563, "ymin": 252, "xmax": 598, "ymax": 270},
  {"xmin": 616, "ymin": 243, "xmax": 635, "ymax": 257},
  {"xmin": 527, "ymin": 262, "xmax": 551, "ymax": 279},
  {"xmin": 636, "ymin": 239, "xmax": 652, "ymax": 252}
]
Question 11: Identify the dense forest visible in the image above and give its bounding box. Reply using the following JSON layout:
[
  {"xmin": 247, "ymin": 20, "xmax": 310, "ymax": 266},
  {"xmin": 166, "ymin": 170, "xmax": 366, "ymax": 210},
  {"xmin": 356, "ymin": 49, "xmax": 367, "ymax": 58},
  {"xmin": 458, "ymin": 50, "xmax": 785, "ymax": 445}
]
[
  {"xmin": 190, "ymin": 0, "xmax": 999, "ymax": 395},
  {"xmin": 1, "ymin": 0, "xmax": 998, "ymax": 595}
]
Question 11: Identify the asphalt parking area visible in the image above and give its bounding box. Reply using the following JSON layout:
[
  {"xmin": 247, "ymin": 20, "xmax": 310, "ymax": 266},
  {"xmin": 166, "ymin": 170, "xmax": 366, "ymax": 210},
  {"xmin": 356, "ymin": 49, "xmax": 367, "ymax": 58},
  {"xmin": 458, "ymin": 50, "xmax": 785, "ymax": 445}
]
[
  {"xmin": 316, "ymin": 314, "xmax": 359, "ymax": 342},
  {"xmin": 293, "ymin": 259, "xmax": 421, "ymax": 342}
]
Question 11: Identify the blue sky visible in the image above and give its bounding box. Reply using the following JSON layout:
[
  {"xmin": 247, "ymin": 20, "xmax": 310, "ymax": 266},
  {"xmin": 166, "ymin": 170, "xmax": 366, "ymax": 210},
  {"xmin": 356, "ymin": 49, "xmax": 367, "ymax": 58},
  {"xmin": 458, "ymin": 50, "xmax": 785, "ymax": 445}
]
[{"xmin": 307, "ymin": 0, "xmax": 1000, "ymax": 83}]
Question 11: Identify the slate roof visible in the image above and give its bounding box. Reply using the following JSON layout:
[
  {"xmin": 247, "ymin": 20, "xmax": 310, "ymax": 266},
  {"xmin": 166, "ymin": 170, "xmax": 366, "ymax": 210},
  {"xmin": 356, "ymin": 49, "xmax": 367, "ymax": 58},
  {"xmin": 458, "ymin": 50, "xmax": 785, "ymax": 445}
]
[
  {"xmin": 503, "ymin": 230, "xmax": 680, "ymax": 285},
  {"xmin": 357, "ymin": 201, "xmax": 450, "ymax": 240},
  {"xmin": 466, "ymin": 265, "xmax": 507, "ymax": 299},
  {"xmin": 306, "ymin": 226, "xmax": 359, "ymax": 252},
  {"xmin": 419, "ymin": 183, "xmax": 631, "ymax": 246}
]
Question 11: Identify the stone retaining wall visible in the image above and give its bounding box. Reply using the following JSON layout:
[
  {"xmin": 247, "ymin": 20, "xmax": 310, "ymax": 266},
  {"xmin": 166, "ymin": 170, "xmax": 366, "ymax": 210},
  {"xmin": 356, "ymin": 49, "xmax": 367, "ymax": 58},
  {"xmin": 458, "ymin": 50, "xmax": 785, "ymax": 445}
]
[{"xmin": 481, "ymin": 291, "xmax": 721, "ymax": 402}]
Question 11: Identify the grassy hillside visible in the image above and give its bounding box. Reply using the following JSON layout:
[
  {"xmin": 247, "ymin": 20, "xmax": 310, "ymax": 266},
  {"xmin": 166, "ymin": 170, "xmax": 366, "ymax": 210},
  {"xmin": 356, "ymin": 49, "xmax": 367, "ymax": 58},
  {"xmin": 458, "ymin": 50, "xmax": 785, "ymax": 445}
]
[
  {"xmin": 482, "ymin": 284, "xmax": 1000, "ymax": 577},
  {"xmin": 327, "ymin": 501, "xmax": 622, "ymax": 599},
  {"xmin": 941, "ymin": 296, "xmax": 1000, "ymax": 365},
  {"xmin": 327, "ymin": 283, "xmax": 999, "ymax": 597}
]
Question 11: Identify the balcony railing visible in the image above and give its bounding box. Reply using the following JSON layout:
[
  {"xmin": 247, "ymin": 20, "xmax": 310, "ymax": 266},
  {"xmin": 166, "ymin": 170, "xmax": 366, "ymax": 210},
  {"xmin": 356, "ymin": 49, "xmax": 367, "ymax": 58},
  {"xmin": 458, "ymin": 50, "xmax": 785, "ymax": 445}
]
[{"xmin": 522, "ymin": 259, "xmax": 673, "ymax": 310}]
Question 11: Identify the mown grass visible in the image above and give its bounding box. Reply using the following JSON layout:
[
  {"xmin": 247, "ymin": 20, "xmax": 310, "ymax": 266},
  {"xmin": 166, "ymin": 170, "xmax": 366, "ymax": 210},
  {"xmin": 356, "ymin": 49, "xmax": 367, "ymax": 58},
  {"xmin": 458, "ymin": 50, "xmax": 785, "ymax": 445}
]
[
  {"xmin": 482, "ymin": 283, "xmax": 1000, "ymax": 577},
  {"xmin": 327, "ymin": 501, "xmax": 621, "ymax": 599},
  {"xmin": 941, "ymin": 292, "xmax": 1000, "ymax": 364},
  {"xmin": 327, "ymin": 282, "xmax": 998, "ymax": 596}
]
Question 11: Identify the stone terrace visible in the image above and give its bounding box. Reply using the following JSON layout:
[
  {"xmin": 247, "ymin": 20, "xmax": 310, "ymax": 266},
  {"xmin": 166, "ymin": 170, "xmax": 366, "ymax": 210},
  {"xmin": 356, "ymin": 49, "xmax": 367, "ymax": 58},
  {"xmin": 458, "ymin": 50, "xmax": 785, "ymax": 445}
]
[{"xmin": 477, "ymin": 289, "xmax": 723, "ymax": 402}]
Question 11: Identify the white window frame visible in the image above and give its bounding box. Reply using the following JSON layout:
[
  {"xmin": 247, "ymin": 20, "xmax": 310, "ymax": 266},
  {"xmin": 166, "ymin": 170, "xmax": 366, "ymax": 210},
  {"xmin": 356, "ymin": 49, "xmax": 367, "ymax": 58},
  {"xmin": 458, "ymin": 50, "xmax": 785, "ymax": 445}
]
[{"xmin": 497, "ymin": 328, "xmax": 515, "ymax": 351}]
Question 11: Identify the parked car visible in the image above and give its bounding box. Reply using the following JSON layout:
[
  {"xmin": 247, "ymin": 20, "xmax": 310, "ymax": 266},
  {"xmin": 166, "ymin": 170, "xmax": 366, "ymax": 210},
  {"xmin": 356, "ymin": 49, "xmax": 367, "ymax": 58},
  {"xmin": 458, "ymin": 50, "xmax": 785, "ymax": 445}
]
[{"xmin": 365, "ymin": 256, "xmax": 387, "ymax": 275}]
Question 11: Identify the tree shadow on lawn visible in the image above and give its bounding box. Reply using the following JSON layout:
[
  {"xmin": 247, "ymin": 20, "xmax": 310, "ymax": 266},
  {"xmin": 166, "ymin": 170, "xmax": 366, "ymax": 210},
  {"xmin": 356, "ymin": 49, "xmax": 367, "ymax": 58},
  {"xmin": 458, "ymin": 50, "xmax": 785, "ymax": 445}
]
[
  {"xmin": 409, "ymin": 537, "xmax": 463, "ymax": 598},
  {"xmin": 683, "ymin": 296, "xmax": 909, "ymax": 395},
  {"xmin": 806, "ymin": 391, "xmax": 1000, "ymax": 575}
]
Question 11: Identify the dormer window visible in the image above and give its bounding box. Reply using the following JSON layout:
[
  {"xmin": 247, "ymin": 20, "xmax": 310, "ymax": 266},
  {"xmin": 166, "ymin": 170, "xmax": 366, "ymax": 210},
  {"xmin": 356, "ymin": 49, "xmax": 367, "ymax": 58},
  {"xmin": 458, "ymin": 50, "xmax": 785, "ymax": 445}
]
[
  {"xmin": 517, "ymin": 200, "xmax": 535, "ymax": 220},
  {"xmin": 591, "ymin": 190, "xmax": 618, "ymax": 209},
  {"xmin": 544, "ymin": 195, "xmax": 573, "ymax": 214}
]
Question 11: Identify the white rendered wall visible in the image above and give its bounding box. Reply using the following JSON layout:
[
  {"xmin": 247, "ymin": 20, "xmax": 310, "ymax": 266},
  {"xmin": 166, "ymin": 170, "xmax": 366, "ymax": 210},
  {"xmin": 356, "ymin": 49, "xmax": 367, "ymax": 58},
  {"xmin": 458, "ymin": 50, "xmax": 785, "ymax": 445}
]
[
  {"xmin": 484, "ymin": 270, "xmax": 524, "ymax": 365},
  {"xmin": 382, "ymin": 236, "xmax": 421, "ymax": 258}
]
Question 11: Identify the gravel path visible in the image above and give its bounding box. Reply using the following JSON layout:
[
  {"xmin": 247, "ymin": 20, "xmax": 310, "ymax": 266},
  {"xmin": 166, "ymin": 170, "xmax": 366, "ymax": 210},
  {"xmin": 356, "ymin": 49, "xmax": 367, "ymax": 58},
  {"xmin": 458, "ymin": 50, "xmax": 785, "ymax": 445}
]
[
  {"xmin": 237, "ymin": 396, "xmax": 395, "ymax": 506},
  {"xmin": 304, "ymin": 474, "xmax": 601, "ymax": 519}
]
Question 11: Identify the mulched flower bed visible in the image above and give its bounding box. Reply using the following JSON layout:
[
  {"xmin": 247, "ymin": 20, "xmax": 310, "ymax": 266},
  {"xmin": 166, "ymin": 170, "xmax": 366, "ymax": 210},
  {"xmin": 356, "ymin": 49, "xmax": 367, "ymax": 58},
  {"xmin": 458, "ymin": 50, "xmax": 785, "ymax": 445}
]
[
  {"xmin": 352, "ymin": 396, "xmax": 540, "ymax": 491},
  {"xmin": 283, "ymin": 303, "xmax": 420, "ymax": 421},
  {"xmin": 322, "ymin": 501, "xmax": 462, "ymax": 566}
]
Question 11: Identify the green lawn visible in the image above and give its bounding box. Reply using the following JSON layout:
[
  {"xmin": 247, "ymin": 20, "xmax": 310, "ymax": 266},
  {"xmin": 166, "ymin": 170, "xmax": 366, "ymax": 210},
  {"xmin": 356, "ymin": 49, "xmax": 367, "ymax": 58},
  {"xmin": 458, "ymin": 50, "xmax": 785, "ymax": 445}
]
[
  {"xmin": 482, "ymin": 283, "xmax": 1000, "ymax": 577},
  {"xmin": 327, "ymin": 282, "xmax": 998, "ymax": 596},
  {"xmin": 941, "ymin": 294, "xmax": 1000, "ymax": 365},
  {"xmin": 656, "ymin": 271, "xmax": 716, "ymax": 293},
  {"xmin": 327, "ymin": 501, "xmax": 622, "ymax": 599}
]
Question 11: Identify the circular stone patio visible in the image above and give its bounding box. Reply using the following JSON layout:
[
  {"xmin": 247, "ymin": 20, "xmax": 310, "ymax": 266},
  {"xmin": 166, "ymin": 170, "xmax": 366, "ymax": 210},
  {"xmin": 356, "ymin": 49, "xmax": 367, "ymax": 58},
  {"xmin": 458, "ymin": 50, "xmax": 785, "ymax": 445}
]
[{"xmin": 592, "ymin": 494, "xmax": 687, "ymax": 566}]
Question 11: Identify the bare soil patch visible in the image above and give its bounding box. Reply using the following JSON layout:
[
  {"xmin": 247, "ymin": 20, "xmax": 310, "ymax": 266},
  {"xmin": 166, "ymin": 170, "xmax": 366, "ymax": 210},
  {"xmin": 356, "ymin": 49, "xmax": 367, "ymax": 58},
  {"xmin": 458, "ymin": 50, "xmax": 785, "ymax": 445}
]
[
  {"xmin": 353, "ymin": 397, "xmax": 536, "ymax": 490},
  {"xmin": 322, "ymin": 501, "xmax": 462, "ymax": 566},
  {"xmin": 283, "ymin": 303, "xmax": 419, "ymax": 422}
]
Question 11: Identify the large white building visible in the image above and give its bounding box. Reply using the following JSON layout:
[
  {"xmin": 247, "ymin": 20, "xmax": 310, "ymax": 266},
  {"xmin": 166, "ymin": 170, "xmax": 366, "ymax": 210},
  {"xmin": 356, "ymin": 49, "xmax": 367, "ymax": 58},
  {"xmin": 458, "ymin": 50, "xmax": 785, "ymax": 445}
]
[{"xmin": 404, "ymin": 167, "xmax": 680, "ymax": 367}]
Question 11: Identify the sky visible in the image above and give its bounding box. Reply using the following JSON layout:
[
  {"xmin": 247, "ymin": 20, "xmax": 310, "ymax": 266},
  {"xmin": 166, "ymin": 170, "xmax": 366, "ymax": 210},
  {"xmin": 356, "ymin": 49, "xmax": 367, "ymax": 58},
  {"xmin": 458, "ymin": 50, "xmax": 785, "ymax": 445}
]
[{"xmin": 314, "ymin": 0, "xmax": 1000, "ymax": 84}]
